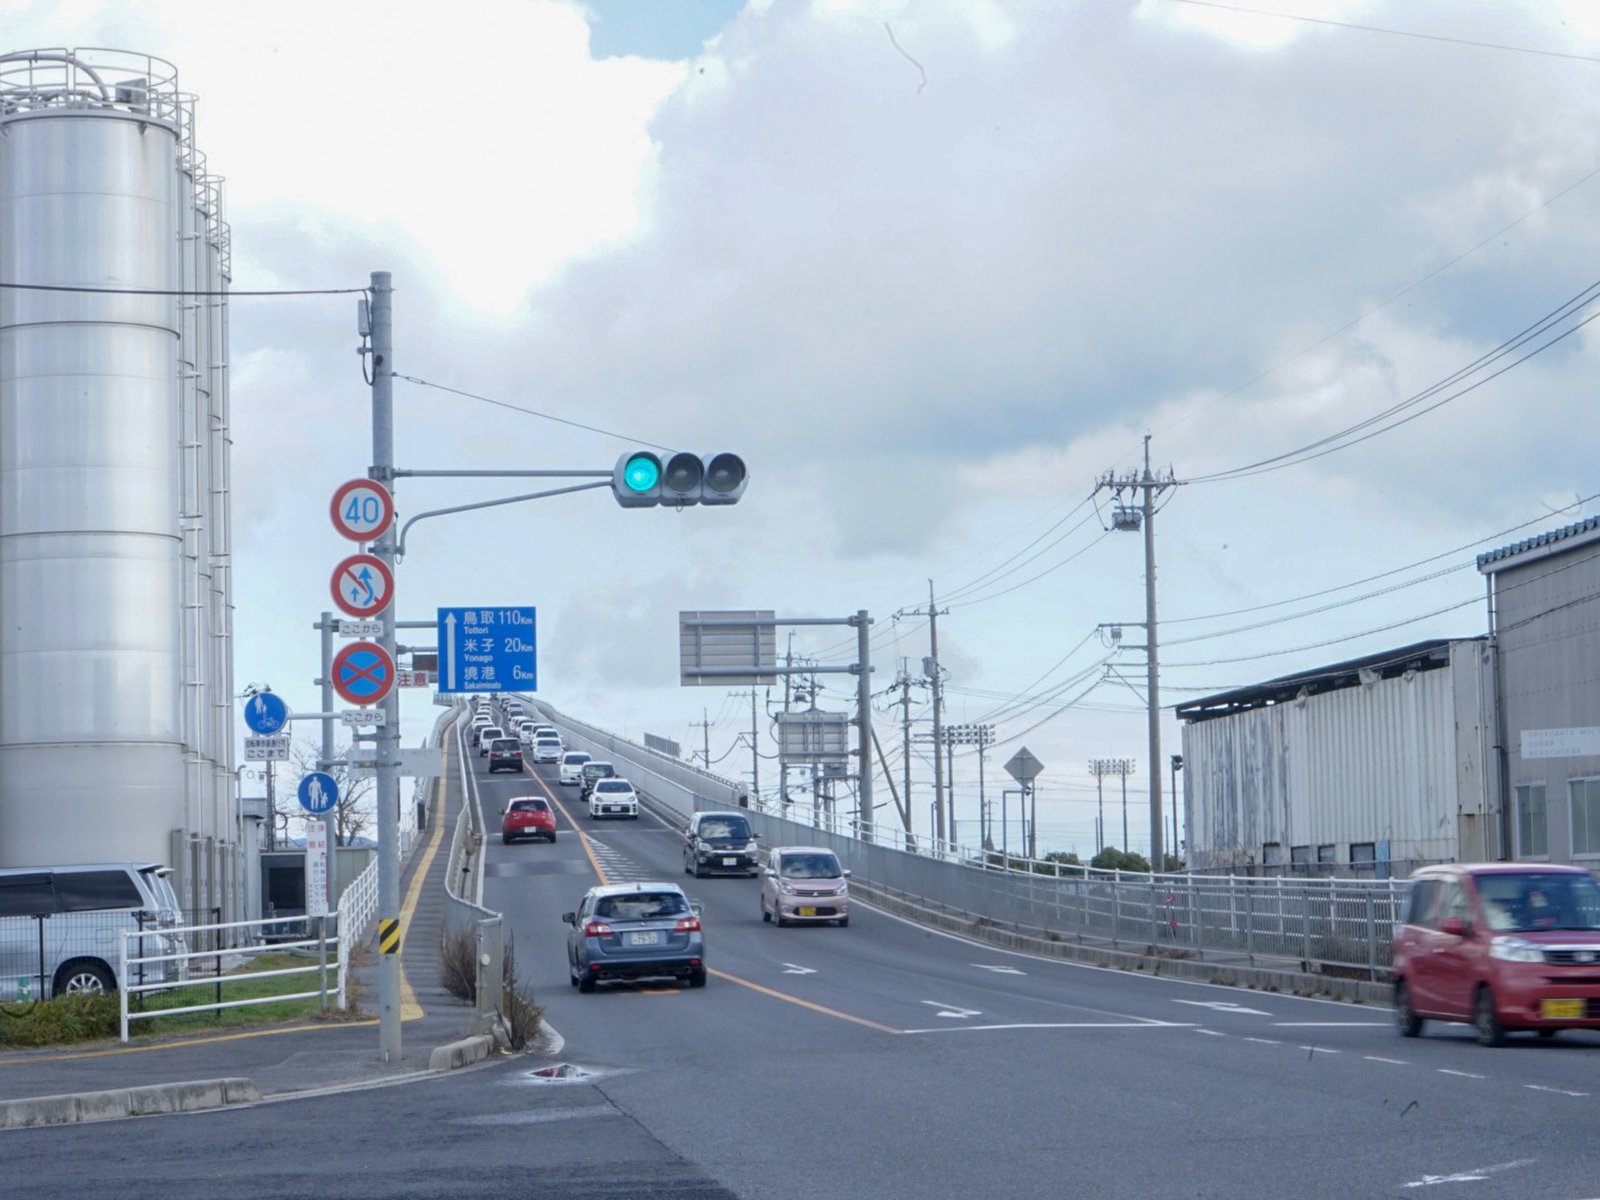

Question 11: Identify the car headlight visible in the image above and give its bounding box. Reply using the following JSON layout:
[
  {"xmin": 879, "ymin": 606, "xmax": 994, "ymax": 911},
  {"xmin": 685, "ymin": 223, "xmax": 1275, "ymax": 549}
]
[
  {"xmin": 778, "ymin": 880, "xmax": 798, "ymax": 895},
  {"xmin": 1489, "ymin": 936, "xmax": 1544, "ymax": 963}
]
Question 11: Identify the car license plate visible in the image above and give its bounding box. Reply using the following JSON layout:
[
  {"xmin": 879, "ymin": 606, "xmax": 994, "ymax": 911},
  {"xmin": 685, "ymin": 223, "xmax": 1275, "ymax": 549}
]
[
  {"xmin": 627, "ymin": 931, "xmax": 661, "ymax": 946},
  {"xmin": 798, "ymin": 907, "xmax": 817, "ymax": 917},
  {"xmin": 722, "ymin": 857, "xmax": 737, "ymax": 866},
  {"xmin": 1541, "ymin": 998, "xmax": 1585, "ymax": 1019}
]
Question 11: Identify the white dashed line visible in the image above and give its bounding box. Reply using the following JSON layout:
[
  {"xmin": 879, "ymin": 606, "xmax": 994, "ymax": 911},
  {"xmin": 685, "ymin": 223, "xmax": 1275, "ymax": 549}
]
[
  {"xmin": 1242, "ymin": 1037, "xmax": 1281, "ymax": 1045},
  {"xmin": 1438, "ymin": 1069, "xmax": 1486, "ymax": 1080},
  {"xmin": 1523, "ymin": 1084, "xmax": 1589, "ymax": 1097},
  {"xmin": 1363, "ymin": 1056, "xmax": 1408, "ymax": 1065}
]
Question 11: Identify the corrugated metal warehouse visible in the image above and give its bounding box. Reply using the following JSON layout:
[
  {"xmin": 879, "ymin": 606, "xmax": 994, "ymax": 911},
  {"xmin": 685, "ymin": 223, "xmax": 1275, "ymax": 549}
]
[{"xmin": 1177, "ymin": 639, "xmax": 1495, "ymax": 877}]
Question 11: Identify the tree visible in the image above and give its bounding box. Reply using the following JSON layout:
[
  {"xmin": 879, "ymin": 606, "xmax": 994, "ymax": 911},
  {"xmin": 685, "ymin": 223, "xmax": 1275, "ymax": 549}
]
[
  {"xmin": 1091, "ymin": 846, "xmax": 1151, "ymax": 873},
  {"xmin": 287, "ymin": 739, "xmax": 376, "ymax": 847}
]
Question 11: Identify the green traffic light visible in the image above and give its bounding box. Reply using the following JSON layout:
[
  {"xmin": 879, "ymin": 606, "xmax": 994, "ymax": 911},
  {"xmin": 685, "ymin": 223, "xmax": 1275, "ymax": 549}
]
[{"xmin": 623, "ymin": 454, "xmax": 661, "ymax": 493}]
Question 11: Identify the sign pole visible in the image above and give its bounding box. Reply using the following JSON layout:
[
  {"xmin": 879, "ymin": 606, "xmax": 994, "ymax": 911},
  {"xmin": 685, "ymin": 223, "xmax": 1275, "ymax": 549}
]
[
  {"xmin": 370, "ymin": 270, "xmax": 402, "ymax": 1063},
  {"xmin": 319, "ymin": 612, "xmax": 337, "ymax": 920}
]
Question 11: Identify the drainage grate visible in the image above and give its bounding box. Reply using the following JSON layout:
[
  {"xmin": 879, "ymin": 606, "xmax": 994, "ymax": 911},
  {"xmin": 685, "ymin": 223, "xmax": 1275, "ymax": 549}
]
[{"xmin": 526, "ymin": 1063, "xmax": 596, "ymax": 1083}]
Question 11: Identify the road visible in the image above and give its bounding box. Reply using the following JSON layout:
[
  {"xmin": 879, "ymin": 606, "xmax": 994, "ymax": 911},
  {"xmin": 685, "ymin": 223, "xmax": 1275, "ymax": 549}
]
[{"xmin": 12, "ymin": 731, "xmax": 1600, "ymax": 1198}]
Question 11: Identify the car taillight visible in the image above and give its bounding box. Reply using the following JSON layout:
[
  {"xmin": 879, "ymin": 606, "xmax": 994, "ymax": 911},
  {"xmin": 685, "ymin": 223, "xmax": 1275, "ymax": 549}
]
[
  {"xmin": 584, "ymin": 921, "xmax": 614, "ymax": 937},
  {"xmin": 673, "ymin": 916, "xmax": 701, "ymax": 933}
]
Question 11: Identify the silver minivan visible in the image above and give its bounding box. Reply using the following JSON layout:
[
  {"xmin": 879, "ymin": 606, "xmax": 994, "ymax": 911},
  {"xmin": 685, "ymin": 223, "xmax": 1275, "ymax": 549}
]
[{"xmin": 0, "ymin": 863, "xmax": 185, "ymax": 998}]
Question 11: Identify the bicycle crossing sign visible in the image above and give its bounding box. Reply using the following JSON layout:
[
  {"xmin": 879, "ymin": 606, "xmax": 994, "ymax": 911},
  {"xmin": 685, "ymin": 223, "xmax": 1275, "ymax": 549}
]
[{"xmin": 331, "ymin": 641, "xmax": 396, "ymax": 706}]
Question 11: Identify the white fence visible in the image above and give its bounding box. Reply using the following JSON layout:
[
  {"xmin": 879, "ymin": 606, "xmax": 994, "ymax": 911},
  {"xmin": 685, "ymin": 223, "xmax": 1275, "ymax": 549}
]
[{"xmin": 118, "ymin": 914, "xmax": 341, "ymax": 1042}]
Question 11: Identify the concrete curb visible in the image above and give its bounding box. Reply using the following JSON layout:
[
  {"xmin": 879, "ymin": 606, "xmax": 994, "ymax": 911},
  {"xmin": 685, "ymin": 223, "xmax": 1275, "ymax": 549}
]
[
  {"xmin": 852, "ymin": 883, "xmax": 1394, "ymax": 1008},
  {"xmin": 0, "ymin": 1077, "xmax": 261, "ymax": 1131},
  {"xmin": 427, "ymin": 1033, "xmax": 495, "ymax": 1071}
]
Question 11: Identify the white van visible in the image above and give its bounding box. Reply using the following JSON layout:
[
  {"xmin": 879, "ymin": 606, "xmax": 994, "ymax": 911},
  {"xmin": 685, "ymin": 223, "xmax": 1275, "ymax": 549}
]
[{"xmin": 0, "ymin": 863, "xmax": 185, "ymax": 998}]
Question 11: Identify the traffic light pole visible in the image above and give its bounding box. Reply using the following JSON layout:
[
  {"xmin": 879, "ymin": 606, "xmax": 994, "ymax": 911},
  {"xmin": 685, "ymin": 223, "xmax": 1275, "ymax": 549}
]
[{"xmin": 368, "ymin": 270, "xmax": 402, "ymax": 1063}]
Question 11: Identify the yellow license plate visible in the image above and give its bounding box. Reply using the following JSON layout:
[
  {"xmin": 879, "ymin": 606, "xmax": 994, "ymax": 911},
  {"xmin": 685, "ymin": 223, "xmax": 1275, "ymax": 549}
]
[
  {"xmin": 798, "ymin": 907, "xmax": 816, "ymax": 917},
  {"xmin": 1541, "ymin": 998, "xmax": 1585, "ymax": 1019}
]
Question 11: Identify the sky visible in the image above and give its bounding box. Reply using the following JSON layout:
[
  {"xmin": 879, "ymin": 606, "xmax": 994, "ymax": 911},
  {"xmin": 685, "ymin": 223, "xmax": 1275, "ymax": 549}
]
[{"xmin": 7, "ymin": 0, "xmax": 1600, "ymax": 860}]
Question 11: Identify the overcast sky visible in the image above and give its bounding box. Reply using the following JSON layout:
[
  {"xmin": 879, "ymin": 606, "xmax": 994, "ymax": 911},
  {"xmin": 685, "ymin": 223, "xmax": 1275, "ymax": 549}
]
[{"xmin": 8, "ymin": 0, "xmax": 1600, "ymax": 858}]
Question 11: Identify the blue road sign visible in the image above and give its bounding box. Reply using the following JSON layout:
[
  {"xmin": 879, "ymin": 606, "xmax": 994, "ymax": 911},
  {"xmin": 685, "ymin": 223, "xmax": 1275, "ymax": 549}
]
[
  {"xmin": 298, "ymin": 772, "xmax": 339, "ymax": 815},
  {"xmin": 437, "ymin": 607, "xmax": 537, "ymax": 695},
  {"xmin": 242, "ymin": 691, "xmax": 289, "ymax": 735}
]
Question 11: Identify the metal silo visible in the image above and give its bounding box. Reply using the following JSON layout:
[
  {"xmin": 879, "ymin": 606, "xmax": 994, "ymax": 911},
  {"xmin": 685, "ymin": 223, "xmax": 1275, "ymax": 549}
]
[{"xmin": 0, "ymin": 49, "xmax": 233, "ymax": 903}]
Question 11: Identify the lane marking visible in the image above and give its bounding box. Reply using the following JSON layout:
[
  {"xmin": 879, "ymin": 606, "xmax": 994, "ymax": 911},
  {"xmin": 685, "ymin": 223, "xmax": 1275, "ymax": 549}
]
[
  {"xmin": 1364, "ymin": 1055, "xmax": 1409, "ymax": 1065},
  {"xmin": 1274, "ymin": 1021, "xmax": 1388, "ymax": 1027},
  {"xmin": 1524, "ymin": 1084, "xmax": 1589, "ymax": 1097},
  {"xmin": 708, "ymin": 969, "xmax": 902, "ymax": 1035},
  {"xmin": 1299, "ymin": 1046, "xmax": 1339, "ymax": 1055},
  {"xmin": 922, "ymin": 1000, "xmax": 981, "ymax": 1019},
  {"xmin": 972, "ymin": 964, "xmax": 1025, "ymax": 975},
  {"xmin": 903, "ymin": 1021, "xmax": 1193, "ymax": 1035},
  {"xmin": 782, "ymin": 963, "xmax": 817, "ymax": 975},
  {"xmin": 1174, "ymin": 1000, "xmax": 1270, "ymax": 1015},
  {"xmin": 1438, "ymin": 1068, "xmax": 1486, "ymax": 1080},
  {"xmin": 522, "ymin": 764, "xmax": 609, "ymax": 883},
  {"xmin": 1402, "ymin": 1159, "xmax": 1534, "ymax": 1189},
  {"xmin": 1243, "ymin": 1037, "xmax": 1281, "ymax": 1045},
  {"xmin": 1194, "ymin": 1028, "xmax": 1226, "ymax": 1037}
]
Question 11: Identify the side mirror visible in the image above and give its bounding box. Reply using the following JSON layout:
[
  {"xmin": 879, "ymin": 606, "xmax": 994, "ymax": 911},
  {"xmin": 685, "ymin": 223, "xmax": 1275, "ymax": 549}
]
[
  {"xmin": 1439, "ymin": 916, "xmax": 1470, "ymax": 937},
  {"xmin": 691, "ymin": 902, "xmax": 703, "ymax": 916},
  {"xmin": 762, "ymin": 868, "xmax": 776, "ymax": 878},
  {"xmin": 842, "ymin": 869, "xmax": 852, "ymax": 878},
  {"xmin": 561, "ymin": 912, "xmax": 576, "ymax": 925}
]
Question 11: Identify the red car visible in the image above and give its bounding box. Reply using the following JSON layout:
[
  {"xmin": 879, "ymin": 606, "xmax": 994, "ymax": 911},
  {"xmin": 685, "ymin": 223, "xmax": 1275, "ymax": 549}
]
[
  {"xmin": 1394, "ymin": 862, "xmax": 1600, "ymax": 1046},
  {"xmin": 501, "ymin": 796, "xmax": 557, "ymax": 844}
]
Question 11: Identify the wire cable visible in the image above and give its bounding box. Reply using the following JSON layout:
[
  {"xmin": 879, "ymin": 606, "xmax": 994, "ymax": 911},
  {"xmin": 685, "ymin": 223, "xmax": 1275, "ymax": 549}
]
[{"xmin": 399, "ymin": 375, "xmax": 674, "ymax": 451}]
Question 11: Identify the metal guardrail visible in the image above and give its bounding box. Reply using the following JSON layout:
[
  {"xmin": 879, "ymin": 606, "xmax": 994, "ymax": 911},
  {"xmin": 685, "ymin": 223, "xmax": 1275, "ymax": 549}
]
[
  {"xmin": 118, "ymin": 914, "xmax": 339, "ymax": 1042},
  {"xmin": 526, "ymin": 696, "xmax": 1409, "ymax": 980},
  {"xmin": 443, "ymin": 709, "xmax": 504, "ymax": 1024}
]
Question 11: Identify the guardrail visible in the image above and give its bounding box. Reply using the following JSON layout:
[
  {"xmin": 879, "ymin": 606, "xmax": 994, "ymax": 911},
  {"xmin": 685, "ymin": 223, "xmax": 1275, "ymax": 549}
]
[
  {"xmin": 444, "ymin": 710, "xmax": 504, "ymax": 1025},
  {"xmin": 524, "ymin": 696, "xmax": 1408, "ymax": 980},
  {"xmin": 118, "ymin": 914, "xmax": 340, "ymax": 1042}
]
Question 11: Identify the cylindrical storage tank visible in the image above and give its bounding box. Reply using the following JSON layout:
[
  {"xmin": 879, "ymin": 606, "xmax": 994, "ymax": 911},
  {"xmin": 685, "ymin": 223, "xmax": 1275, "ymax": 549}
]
[{"xmin": 0, "ymin": 51, "xmax": 188, "ymax": 866}]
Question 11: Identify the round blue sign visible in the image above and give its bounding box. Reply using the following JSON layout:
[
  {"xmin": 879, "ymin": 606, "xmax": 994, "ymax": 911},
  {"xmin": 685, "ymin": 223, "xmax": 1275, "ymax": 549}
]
[
  {"xmin": 298, "ymin": 772, "xmax": 340, "ymax": 815},
  {"xmin": 243, "ymin": 692, "xmax": 289, "ymax": 735}
]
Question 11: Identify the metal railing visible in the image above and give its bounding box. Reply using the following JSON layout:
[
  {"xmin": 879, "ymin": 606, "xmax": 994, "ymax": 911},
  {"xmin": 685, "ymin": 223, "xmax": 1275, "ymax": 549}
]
[
  {"xmin": 118, "ymin": 914, "xmax": 340, "ymax": 1042},
  {"xmin": 444, "ymin": 710, "xmax": 504, "ymax": 1024},
  {"xmin": 526, "ymin": 697, "xmax": 1409, "ymax": 980}
]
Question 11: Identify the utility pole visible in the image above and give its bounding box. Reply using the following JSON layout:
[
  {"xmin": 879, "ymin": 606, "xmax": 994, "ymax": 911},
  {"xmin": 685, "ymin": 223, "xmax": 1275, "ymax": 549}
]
[
  {"xmin": 1096, "ymin": 436, "xmax": 1176, "ymax": 871},
  {"xmin": 899, "ymin": 661, "xmax": 914, "ymax": 844},
  {"xmin": 895, "ymin": 583, "xmax": 947, "ymax": 848},
  {"xmin": 691, "ymin": 708, "xmax": 713, "ymax": 769},
  {"xmin": 779, "ymin": 635, "xmax": 794, "ymax": 810},
  {"xmin": 749, "ymin": 689, "xmax": 760, "ymax": 804}
]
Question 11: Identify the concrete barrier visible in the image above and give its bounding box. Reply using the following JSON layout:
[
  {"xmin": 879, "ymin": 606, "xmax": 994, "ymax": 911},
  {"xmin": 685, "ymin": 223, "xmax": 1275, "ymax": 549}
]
[
  {"xmin": 427, "ymin": 1033, "xmax": 495, "ymax": 1071},
  {"xmin": 0, "ymin": 1077, "xmax": 261, "ymax": 1131}
]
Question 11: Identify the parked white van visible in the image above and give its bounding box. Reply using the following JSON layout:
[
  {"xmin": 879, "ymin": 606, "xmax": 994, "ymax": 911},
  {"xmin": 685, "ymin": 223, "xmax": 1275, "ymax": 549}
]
[{"xmin": 0, "ymin": 863, "xmax": 185, "ymax": 998}]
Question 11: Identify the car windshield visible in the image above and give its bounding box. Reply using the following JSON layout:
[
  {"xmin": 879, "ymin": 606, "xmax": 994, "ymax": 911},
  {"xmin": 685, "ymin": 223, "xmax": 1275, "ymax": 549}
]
[
  {"xmin": 781, "ymin": 853, "xmax": 841, "ymax": 879},
  {"xmin": 491, "ymin": 739, "xmax": 518, "ymax": 751},
  {"xmin": 700, "ymin": 818, "xmax": 750, "ymax": 840},
  {"xmin": 563, "ymin": 753, "xmax": 590, "ymax": 765},
  {"xmin": 594, "ymin": 893, "xmax": 689, "ymax": 921},
  {"xmin": 509, "ymin": 800, "xmax": 548, "ymax": 813},
  {"xmin": 585, "ymin": 764, "xmax": 614, "ymax": 777},
  {"xmin": 595, "ymin": 780, "xmax": 630, "ymax": 793},
  {"xmin": 1476, "ymin": 873, "xmax": 1600, "ymax": 932}
]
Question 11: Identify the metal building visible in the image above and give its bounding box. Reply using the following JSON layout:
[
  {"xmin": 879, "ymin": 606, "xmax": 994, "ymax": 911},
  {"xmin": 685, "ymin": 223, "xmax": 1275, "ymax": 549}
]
[
  {"xmin": 1478, "ymin": 515, "xmax": 1600, "ymax": 864},
  {"xmin": 1177, "ymin": 639, "xmax": 1496, "ymax": 877},
  {"xmin": 0, "ymin": 49, "xmax": 238, "ymax": 919}
]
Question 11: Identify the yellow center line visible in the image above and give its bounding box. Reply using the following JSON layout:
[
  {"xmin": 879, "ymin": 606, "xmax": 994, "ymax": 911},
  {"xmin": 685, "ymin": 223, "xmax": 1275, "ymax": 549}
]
[
  {"xmin": 520, "ymin": 761, "xmax": 895, "ymax": 1035},
  {"xmin": 522, "ymin": 762, "xmax": 609, "ymax": 883}
]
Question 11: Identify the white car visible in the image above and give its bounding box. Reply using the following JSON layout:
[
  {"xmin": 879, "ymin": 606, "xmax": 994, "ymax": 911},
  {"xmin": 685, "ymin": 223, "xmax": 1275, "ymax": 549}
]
[
  {"xmin": 558, "ymin": 751, "xmax": 592, "ymax": 785},
  {"xmin": 533, "ymin": 737, "xmax": 563, "ymax": 763},
  {"xmin": 477, "ymin": 726, "xmax": 504, "ymax": 755},
  {"xmin": 516, "ymin": 720, "xmax": 538, "ymax": 746},
  {"xmin": 588, "ymin": 777, "xmax": 639, "ymax": 819}
]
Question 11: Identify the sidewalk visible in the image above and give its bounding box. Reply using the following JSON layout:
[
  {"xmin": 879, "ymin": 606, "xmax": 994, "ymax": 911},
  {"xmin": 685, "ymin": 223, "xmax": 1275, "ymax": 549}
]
[{"xmin": 0, "ymin": 743, "xmax": 500, "ymax": 1127}]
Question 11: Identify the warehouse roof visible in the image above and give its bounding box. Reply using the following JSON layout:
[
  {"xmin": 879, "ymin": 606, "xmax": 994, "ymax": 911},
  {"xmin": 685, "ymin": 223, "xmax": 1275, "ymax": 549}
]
[
  {"xmin": 1174, "ymin": 638, "xmax": 1473, "ymax": 723},
  {"xmin": 1477, "ymin": 514, "xmax": 1600, "ymax": 574}
]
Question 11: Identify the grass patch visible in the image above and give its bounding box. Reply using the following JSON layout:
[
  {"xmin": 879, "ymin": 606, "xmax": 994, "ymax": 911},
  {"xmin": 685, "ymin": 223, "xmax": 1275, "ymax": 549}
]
[
  {"xmin": 127, "ymin": 951, "xmax": 354, "ymax": 1038},
  {"xmin": 0, "ymin": 994, "xmax": 120, "ymax": 1047}
]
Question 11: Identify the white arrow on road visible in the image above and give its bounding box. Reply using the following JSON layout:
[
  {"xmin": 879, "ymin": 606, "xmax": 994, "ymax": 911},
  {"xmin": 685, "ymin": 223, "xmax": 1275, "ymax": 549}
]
[
  {"xmin": 971, "ymin": 964, "xmax": 1025, "ymax": 975},
  {"xmin": 1172, "ymin": 1000, "xmax": 1272, "ymax": 1015},
  {"xmin": 781, "ymin": 963, "xmax": 816, "ymax": 975},
  {"xmin": 922, "ymin": 1000, "xmax": 981, "ymax": 1019}
]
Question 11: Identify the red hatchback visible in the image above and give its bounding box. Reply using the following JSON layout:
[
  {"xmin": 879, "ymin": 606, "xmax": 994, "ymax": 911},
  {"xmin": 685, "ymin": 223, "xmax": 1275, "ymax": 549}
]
[
  {"xmin": 1393, "ymin": 863, "xmax": 1600, "ymax": 1046},
  {"xmin": 501, "ymin": 797, "xmax": 557, "ymax": 844}
]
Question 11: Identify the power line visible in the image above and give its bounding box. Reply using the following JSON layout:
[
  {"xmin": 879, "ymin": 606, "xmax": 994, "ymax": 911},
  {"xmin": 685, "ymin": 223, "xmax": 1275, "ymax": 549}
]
[
  {"xmin": 398, "ymin": 375, "xmax": 673, "ymax": 451},
  {"xmin": 1166, "ymin": 0, "xmax": 1600, "ymax": 64}
]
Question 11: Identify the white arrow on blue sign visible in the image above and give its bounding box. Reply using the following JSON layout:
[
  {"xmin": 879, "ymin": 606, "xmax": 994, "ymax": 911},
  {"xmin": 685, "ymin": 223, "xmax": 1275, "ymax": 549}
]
[
  {"xmin": 436, "ymin": 607, "xmax": 537, "ymax": 695},
  {"xmin": 243, "ymin": 692, "xmax": 289, "ymax": 735},
  {"xmin": 298, "ymin": 771, "xmax": 340, "ymax": 815}
]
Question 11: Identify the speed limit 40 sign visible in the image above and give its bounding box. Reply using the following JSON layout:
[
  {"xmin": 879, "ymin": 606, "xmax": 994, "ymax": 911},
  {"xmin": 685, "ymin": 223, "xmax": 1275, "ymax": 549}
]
[{"xmin": 331, "ymin": 479, "xmax": 394, "ymax": 542}]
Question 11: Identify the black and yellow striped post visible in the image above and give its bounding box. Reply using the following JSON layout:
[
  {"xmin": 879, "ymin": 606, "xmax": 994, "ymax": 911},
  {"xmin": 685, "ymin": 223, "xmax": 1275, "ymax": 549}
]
[{"xmin": 378, "ymin": 917, "xmax": 401, "ymax": 955}]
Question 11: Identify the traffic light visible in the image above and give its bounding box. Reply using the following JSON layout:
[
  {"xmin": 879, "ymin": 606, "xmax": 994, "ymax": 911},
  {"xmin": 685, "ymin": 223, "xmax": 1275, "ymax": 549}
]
[{"xmin": 612, "ymin": 451, "xmax": 748, "ymax": 508}]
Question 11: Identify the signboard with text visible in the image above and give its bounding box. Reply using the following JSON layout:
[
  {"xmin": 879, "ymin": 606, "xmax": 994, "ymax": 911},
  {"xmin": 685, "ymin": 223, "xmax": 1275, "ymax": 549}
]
[{"xmin": 436, "ymin": 607, "xmax": 536, "ymax": 694}]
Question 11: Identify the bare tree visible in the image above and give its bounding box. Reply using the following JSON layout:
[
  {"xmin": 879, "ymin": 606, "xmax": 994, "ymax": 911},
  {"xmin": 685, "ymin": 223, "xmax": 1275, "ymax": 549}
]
[{"xmin": 287, "ymin": 739, "xmax": 377, "ymax": 847}]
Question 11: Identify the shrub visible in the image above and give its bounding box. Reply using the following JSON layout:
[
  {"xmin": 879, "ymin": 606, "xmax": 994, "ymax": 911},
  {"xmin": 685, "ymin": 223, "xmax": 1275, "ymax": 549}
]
[
  {"xmin": 0, "ymin": 993, "xmax": 119, "ymax": 1047},
  {"xmin": 439, "ymin": 925, "xmax": 477, "ymax": 1002},
  {"xmin": 500, "ymin": 934, "xmax": 543, "ymax": 1052}
]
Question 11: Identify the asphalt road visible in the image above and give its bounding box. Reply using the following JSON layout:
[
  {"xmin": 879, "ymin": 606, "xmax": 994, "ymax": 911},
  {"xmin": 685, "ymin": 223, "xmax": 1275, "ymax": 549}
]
[{"xmin": 12, "ymin": 739, "xmax": 1600, "ymax": 1198}]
